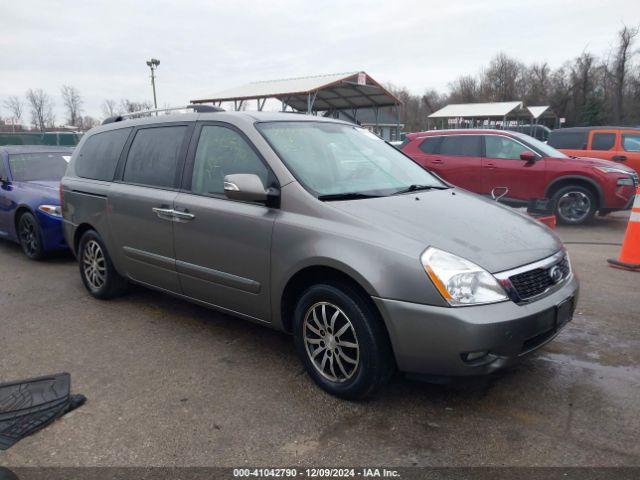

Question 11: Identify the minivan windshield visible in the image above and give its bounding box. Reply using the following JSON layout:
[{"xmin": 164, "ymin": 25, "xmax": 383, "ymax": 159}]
[
  {"xmin": 512, "ymin": 132, "xmax": 568, "ymax": 158},
  {"xmin": 257, "ymin": 122, "xmax": 446, "ymax": 199},
  {"xmin": 8, "ymin": 152, "xmax": 71, "ymax": 181}
]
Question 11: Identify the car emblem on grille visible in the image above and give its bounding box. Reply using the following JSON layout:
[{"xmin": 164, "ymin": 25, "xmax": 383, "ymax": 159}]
[{"xmin": 549, "ymin": 265, "xmax": 563, "ymax": 283}]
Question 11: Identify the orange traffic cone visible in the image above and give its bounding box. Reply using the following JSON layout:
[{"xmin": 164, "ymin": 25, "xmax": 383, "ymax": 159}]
[{"xmin": 608, "ymin": 187, "xmax": 640, "ymax": 271}]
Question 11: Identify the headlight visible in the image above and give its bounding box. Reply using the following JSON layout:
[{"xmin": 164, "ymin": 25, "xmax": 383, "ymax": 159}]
[
  {"xmin": 421, "ymin": 247, "xmax": 508, "ymax": 306},
  {"xmin": 37, "ymin": 204, "xmax": 62, "ymax": 217},
  {"xmin": 594, "ymin": 166, "xmax": 632, "ymax": 175},
  {"xmin": 617, "ymin": 177, "xmax": 634, "ymax": 186}
]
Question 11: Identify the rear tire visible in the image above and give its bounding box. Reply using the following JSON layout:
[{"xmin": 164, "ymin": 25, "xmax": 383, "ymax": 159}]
[
  {"xmin": 551, "ymin": 185, "xmax": 597, "ymax": 225},
  {"xmin": 17, "ymin": 211, "xmax": 46, "ymax": 260},
  {"xmin": 293, "ymin": 282, "xmax": 395, "ymax": 400},
  {"xmin": 78, "ymin": 230, "xmax": 127, "ymax": 299}
]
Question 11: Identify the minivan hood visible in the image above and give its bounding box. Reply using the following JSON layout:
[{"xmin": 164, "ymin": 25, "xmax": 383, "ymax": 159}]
[{"xmin": 328, "ymin": 189, "xmax": 561, "ymax": 273}]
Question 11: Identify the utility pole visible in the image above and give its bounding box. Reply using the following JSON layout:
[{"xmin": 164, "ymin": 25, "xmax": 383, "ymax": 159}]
[{"xmin": 146, "ymin": 58, "xmax": 160, "ymax": 110}]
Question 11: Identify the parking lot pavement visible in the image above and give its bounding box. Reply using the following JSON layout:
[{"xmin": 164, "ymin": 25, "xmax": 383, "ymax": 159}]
[{"xmin": 1, "ymin": 211, "xmax": 639, "ymax": 467}]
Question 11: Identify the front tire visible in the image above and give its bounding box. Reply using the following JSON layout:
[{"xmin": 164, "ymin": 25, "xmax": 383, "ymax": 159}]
[
  {"xmin": 293, "ymin": 282, "xmax": 394, "ymax": 400},
  {"xmin": 551, "ymin": 185, "xmax": 597, "ymax": 225},
  {"xmin": 78, "ymin": 230, "xmax": 127, "ymax": 299},
  {"xmin": 17, "ymin": 211, "xmax": 46, "ymax": 260}
]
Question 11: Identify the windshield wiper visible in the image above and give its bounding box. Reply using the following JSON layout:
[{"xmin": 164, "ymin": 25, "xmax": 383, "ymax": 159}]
[
  {"xmin": 317, "ymin": 192, "xmax": 383, "ymax": 201},
  {"xmin": 392, "ymin": 184, "xmax": 449, "ymax": 195}
]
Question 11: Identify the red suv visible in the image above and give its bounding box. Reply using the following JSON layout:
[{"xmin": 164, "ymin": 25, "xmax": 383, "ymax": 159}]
[{"xmin": 401, "ymin": 129, "xmax": 638, "ymax": 224}]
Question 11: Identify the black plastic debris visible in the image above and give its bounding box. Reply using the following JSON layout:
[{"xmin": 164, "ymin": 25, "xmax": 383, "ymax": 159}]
[
  {"xmin": 0, "ymin": 372, "xmax": 86, "ymax": 450},
  {"xmin": 0, "ymin": 467, "xmax": 19, "ymax": 480}
]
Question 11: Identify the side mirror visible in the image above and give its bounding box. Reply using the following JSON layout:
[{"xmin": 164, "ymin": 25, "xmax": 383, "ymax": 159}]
[
  {"xmin": 223, "ymin": 174, "xmax": 271, "ymax": 203},
  {"xmin": 520, "ymin": 150, "xmax": 537, "ymax": 163}
]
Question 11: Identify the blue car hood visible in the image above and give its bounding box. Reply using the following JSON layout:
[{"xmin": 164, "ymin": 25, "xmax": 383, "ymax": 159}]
[{"xmin": 24, "ymin": 180, "xmax": 60, "ymax": 191}]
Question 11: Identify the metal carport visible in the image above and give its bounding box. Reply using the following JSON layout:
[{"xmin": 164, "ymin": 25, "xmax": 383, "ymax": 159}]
[
  {"xmin": 190, "ymin": 71, "xmax": 403, "ymax": 138},
  {"xmin": 427, "ymin": 101, "xmax": 527, "ymax": 129}
]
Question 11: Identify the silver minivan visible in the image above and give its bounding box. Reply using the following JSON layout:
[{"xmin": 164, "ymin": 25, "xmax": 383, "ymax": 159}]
[{"xmin": 61, "ymin": 107, "xmax": 579, "ymax": 399}]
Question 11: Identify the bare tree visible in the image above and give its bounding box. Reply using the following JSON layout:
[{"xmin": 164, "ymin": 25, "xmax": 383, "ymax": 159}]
[
  {"xmin": 480, "ymin": 53, "xmax": 525, "ymax": 101},
  {"xmin": 61, "ymin": 85, "xmax": 83, "ymax": 126},
  {"xmin": 26, "ymin": 89, "xmax": 55, "ymax": 132},
  {"xmin": 610, "ymin": 25, "xmax": 639, "ymax": 123},
  {"xmin": 80, "ymin": 115, "xmax": 99, "ymax": 130},
  {"xmin": 102, "ymin": 99, "xmax": 118, "ymax": 117},
  {"xmin": 548, "ymin": 64, "xmax": 573, "ymax": 122},
  {"xmin": 524, "ymin": 62, "xmax": 551, "ymax": 105},
  {"xmin": 2, "ymin": 96, "xmax": 24, "ymax": 131},
  {"xmin": 120, "ymin": 99, "xmax": 153, "ymax": 113},
  {"xmin": 448, "ymin": 75, "xmax": 480, "ymax": 103},
  {"xmin": 422, "ymin": 88, "xmax": 446, "ymax": 115}
]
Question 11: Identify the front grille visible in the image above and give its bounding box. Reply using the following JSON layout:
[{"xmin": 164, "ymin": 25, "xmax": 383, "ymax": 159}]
[{"xmin": 509, "ymin": 257, "xmax": 570, "ymax": 301}]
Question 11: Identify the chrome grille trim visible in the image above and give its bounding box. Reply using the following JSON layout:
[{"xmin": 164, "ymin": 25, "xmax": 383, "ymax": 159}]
[{"xmin": 494, "ymin": 250, "xmax": 572, "ymax": 304}]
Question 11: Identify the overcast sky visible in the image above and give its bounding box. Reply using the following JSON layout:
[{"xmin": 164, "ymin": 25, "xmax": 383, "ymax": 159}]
[{"xmin": 1, "ymin": 0, "xmax": 639, "ymax": 123}]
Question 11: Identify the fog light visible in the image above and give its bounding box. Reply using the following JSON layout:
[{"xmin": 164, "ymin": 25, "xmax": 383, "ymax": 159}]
[{"xmin": 463, "ymin": 350, "xmax": 489, "ymax": 362}]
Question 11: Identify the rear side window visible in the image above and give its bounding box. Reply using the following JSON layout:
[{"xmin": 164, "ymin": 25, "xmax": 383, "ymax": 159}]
[
  {"xmin": 591, "ymin": 133, "xmax": 616, "ymax": 151},
  {"xmin": 76, "ymin": 128, "xmax": 131, "ymax": 181},
  {"xmin": 123, "ymin": 126, "xmax": 187, "ymax": 188},
  {"xmin": 418, "ymin": 137, "xmax": 442, "ymax": 154},
  {"xmin": 548, "ymin": 131, "xmax": 588, "ymax": 150},
  {"xmin": 438, "ymin": 135, "xmax": 481, "ymax": 157},
  {"xmin": 622, "ymin": 134, "xmax": 640, "ymax": 152}
]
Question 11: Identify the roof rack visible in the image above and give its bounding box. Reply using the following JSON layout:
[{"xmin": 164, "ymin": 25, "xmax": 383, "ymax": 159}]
[{"xmin": 102, "ymin": 104, "xmax": 224, "ymax": 125}]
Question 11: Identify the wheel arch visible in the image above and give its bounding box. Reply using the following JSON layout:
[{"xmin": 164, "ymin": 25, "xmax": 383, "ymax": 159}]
[
  {"xmin": 545, "ymin": 176, "xmax": 603, "ymax": 208},
  {"xmin": 73, "ymin": 222, "xmax": 98, "ymax": 253},
  {"xmin": 278, "ymin": 264, "xmax": 381, "ymax": 336},
  {"xmin": 13, "ymin": 204, "xmax": 36, "ymax": 237}
]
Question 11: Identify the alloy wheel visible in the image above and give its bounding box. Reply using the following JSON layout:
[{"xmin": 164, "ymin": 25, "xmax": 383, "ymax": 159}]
[
  {"xmin": 303, "ymin": 302, "xmax": 360, "ymax": 383},
  {"xmin": 18, "ymin": 215, "xmax": 39, "ymax": 256},
  {"xmin": 557, "ymin": 191, "xmax": 591, "ymax": 223},
  {"xmin": 82, "ymin": 240, "xmax": 106, "ymax": 290}
]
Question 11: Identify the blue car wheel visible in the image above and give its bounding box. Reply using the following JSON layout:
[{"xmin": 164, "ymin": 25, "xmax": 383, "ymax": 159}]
[{"xmin": 17, "ymin": 211, "xmax": 45, "ymax": 260}]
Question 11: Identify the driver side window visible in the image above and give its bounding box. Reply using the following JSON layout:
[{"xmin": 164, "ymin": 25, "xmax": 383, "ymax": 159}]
[
  {"xmin": 191, "ymin": 125, "xmax": 269, "ymax": 196},
  {"xmin": 484, "ymin": 136, "xmax": 524, "ymax": 160}
]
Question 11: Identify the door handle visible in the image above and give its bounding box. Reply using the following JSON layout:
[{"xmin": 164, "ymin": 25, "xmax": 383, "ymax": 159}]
[
  {"xmin": 612, "ymin": 155, "xmax": 627, "ymax": 162},
  {"xmin": 152, "ymin": 207, "xmax": 174, "ymax": 220},
  {"xmin": 484, "ymin": 162, "xmax": 496, "ymax": 169},
  {"xmin": 431, "ymin": 158, "xmax": 444, "ymax": 164},
  {"xmin": 172, "ymin": 208, "xmax": 195, "ymax": 221}
]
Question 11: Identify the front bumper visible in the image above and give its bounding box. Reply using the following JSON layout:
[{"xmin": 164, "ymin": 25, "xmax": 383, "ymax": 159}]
[
  {"xmin": 373, "ymin": 275, "xmax": 579, "ymax": 376},
  {"xmin": 35, "ymin": 211, "xmax": 67, "ymax": 252}
]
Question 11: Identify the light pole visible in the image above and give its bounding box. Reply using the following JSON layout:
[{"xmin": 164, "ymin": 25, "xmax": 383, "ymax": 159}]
[{"xmin": 146, "ymin": 58, "xmax": 160, "ymax": 110}]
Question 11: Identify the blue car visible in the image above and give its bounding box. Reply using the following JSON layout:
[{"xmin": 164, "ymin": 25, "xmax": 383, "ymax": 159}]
[{"xmin": 0, "ymin": 146, "xmax": 73, "ymax": 259}]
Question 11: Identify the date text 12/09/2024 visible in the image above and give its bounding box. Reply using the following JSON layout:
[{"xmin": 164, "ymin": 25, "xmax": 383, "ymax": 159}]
[{"xmin": 232, "ymin": 468, "xmax": 401, "ymax": 478}]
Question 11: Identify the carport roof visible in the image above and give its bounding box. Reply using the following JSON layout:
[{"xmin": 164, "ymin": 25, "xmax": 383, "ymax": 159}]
[
  {"xmin": 428, "ymin": 101, "xmax": 525, "ymax": 118},
  {"xmin": 527, "ymin": 105, "xmax": 553, "ymax": 119},
  {"xmin": 191, "ymin": 71, "xmax": 402, "ymax": 111}
]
